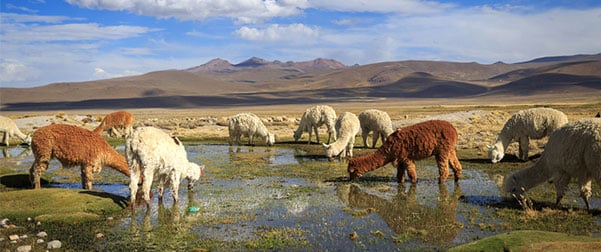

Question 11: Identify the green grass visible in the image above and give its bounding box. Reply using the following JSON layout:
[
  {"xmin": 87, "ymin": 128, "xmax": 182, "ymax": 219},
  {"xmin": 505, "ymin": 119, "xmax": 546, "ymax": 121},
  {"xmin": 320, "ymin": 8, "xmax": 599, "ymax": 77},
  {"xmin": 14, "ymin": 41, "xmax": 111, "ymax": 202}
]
[
  {"xmin": 0, "ymin": 188, "xmax": 127, "ymax": 222},
  {"xmin": 449, "ymin": 230, "xmax": 601, "ymax": 251}
]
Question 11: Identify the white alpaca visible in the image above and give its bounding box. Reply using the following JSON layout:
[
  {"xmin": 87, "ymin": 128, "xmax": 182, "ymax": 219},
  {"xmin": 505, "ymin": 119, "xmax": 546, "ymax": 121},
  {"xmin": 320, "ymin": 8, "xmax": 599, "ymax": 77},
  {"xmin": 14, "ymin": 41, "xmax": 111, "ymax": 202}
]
[
  {"xmin": 127, "ymin": 127, "xmax": 204, "ymax": 207},
  {"xmin": 228, "ymin": 113, "xmax": 275, "ymax": 146},
  {"xmin": 503, "ymin": 118, "xmax": 601, "ymax": 210},
  {"xmin": 323, "ymin": 112, "xmax": 360, "ymax": 161},
  {"xmin": 0, "ymin": 116, "xmax": 31, "ymax": 146},
  {"xmin": 488, "ymin": 107, "xmax": 568, "ymax": 163},
  {"xmin": 358, "ymin": 109, "xmax": 393, "ymax": 148},
  {"xmin": 294, "ymin": 105, "xmax": 337, "ymax": 144}
]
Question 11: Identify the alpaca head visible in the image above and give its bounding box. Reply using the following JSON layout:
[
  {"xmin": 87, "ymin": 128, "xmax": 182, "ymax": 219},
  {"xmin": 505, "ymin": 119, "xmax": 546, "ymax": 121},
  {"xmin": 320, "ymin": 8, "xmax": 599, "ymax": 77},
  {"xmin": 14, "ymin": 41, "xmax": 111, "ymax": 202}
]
[
  {"xmin": 293, "ymin": 128, "xmax": 303, "ymax": 142},
  {"xmin": 488, "ymin": 143, "xmax": 504, "ymax": 163},
  {"xmin": 265, "ymin": 132, "xmax": 275, "ymax": 146},
  {"xmin": 502, "ymin": 172, "xmax": 526, "ymax": 199},
  {"xmin": 23, "ymin": 134, "xmax": 32, "ymax": 145},
  {"xmin": 322, "ymin": 143, "xmax": 342, "ymax": 161},
  {"xmin": 186, "ymin": 163, "xmax": 204, "ymax": 190},
  {"xmin": 347, "ymin": 158, "xmax": 361, "ymax": 181}
]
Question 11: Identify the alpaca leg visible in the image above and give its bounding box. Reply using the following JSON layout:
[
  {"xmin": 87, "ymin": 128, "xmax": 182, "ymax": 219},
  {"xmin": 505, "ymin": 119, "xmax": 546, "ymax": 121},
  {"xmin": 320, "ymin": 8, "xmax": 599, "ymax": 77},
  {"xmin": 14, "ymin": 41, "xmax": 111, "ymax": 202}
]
[
  {"xmin": 435, "ymin": 155, "xmax": 450, "ymax": 184},
  {"xmin": 248, "ymin": 134, "xmax": 254, "ymax": 146},
  {"xmin": 396, "ymin": 160, "xmax": 407, "ymax": 184},
  {"xmin": 81, "ymin": 165, "xmax": 95, "ymax": 190},
  {"xmin": 314, "ymin": 127, "xmax": 320, "ymax": 144},
  {"xmin": 129, "ymin": 171, "xmax": 140, "ymax": 207},
  {"xmin": 448, "ymin": 149, "xmax": 463, "ymax": 182},
  {"xmin": 554, "ymin": 174, "xmax": 571, "ymax": 206},
  {"xmin": 406, "ymin": 160, "xmax": 417, "ymax": 184},
  {"xmin": 142, "ymin": 172, "xmax": 154, "ymax": 207},
  {"xmin": 307, "ymin": 128, "xmax": 313, "ymax": 144},
  {"xmin": 362, "ymin": 130, "xmax": 369, "ymax": 148},
  {"xmin": 518, "ymin": 137, "xmax": 529, "ymax": 161},
  {"xmin": 29, "ymin": 160, "xmax": 48, "ymax": 189},
  {"xmin": 157, "ymin": 177, "xmax": 166, "ymax": 202},
  {"xmin": 347, "ymin": 142, "xmax": 354, "ymax": 158},
  {"xmin": 578, "ymin": 179, "xmax": 592, "ymax": 210},
  {"xmin": 371, "ymin": 131, "xmax": 378, "ymax": 148},
  {"xmin": 2, "ymin": 132, "xmax": 8, "ymax": 146}
]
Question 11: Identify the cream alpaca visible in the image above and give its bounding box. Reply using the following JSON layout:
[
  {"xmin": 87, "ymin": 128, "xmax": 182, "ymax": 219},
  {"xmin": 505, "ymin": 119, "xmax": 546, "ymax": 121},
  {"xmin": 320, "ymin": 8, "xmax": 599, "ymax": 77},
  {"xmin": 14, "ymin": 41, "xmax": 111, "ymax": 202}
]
[
  {"xmin": 294, "ymin": 105, "xmax": 337, "ymax": 144},
  {"xmin": 503, "ymin": 118, "xmax": 601, "ymax": 210},
  {"xmin": 127, "ymin": 127, "xmax": 204, "ymax": 207},
  {"xmin": 228, "ymin": 113, "xmax": 275, "ymax": 146},
  {"xmin": 0, "ymin": 116, "xmax": 31, "ymax": 146},
  {"xmin": 488, "ymin": 107, "xmax": 568, "ymax": 163},
  {"xmin": 358, "ymin": 109, "xmax": 393, "ymax": 148},
  {"xmin": 323, "ymin": 112, "xmax": 360, "ymax": 160}
]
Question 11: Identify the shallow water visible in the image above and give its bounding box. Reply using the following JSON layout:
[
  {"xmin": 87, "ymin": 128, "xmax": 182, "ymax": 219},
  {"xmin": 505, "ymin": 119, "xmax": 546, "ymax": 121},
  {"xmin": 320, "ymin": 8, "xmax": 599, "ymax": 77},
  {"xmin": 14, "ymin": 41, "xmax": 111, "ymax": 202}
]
[{"xmin": 1, "ymin": 143, "xmax": 599, "ymax": 250}]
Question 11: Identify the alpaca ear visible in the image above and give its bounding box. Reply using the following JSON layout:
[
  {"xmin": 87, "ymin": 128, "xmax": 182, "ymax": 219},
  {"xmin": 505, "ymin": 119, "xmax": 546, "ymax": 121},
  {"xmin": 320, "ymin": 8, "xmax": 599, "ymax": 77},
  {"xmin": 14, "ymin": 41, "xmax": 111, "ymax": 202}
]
[
  {"xmin": 322, "ymin": 143, "xmax": 330, "ymax": 149},
  {"xmin": 171, "ymin": 136, "xmax": 181, "ymax": 145},
  {"xmin": 486, "ymin": 144, "xmax": 492, "ymax": 149}
]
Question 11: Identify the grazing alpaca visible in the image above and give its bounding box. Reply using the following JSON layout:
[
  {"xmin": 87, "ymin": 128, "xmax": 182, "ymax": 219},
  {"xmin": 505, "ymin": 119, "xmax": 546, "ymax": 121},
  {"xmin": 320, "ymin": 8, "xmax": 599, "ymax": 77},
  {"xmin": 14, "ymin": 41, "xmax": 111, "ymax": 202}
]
[
  {"xmin": 358, "ymin": 109, "xmax": 393, "ymax": 148},
  {"xmin": 93, "ymin": 111, "xmax": 135, "ymax": 138},
  {"xmin": 228, "ymin": 113, "xmax": 275, "ymax": 146},
  {"xmin": 347, "ymin": 120, "xmax": 462, "ymax": 184},
  {"xmin": 503, "ymin": 118, "xmax": 601, "ymax": 210},
  {"xmin": 127, "ymin": 127, "xmax": 204, "ymax": 207},
  {"xmin": 0, "ymin": 116, "xmax": 31, "ymax": 146},
  {"xmin": 488, "ymin": 107, "xmax": 568, "ymax": 163},
  {"xmin": 294, "ymin": 105, "xmax": 337, "ymax": 144},
  {"xmin": 29, "ymin": 124, "xmax": 130, "ymax": 189},
  {"xmin": 323, "ymin": 112, "xmax": 360, "ymax": 160}
]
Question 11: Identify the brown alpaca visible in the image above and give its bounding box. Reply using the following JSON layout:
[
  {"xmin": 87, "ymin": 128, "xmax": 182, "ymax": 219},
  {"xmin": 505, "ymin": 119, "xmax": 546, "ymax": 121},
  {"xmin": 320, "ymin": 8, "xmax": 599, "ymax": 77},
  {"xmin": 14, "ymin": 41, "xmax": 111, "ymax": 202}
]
[
  {"xmin": 347, "ymin": 120, "xmax": 462, "ymax": 184},
  {"xmin": 30, "ymin": 124, "xmax": 130, "ymax": 189},
  {"xmin": 93, "ymin": 111, "xmax": 134, "ymax": 137}
]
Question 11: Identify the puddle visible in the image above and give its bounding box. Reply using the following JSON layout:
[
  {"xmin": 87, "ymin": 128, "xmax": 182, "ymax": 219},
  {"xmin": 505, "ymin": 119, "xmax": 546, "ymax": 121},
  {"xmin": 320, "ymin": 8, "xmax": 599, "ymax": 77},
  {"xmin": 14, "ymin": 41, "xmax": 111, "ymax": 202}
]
[{"xmin": 2, "ymin": 143, "xmax": 601, "ymax": 250}]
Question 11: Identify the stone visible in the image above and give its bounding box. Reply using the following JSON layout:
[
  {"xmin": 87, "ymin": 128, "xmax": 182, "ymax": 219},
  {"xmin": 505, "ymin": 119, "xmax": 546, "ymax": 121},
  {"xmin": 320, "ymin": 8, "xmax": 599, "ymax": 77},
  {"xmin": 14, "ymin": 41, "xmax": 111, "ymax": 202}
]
[
  {"xmin": 47, "ymin": 240, "xmax": 62, "ymax": 249},
  {"xmin": 16, "ymin": 245, "xmax": 32, "ymax": 252},
  {"xmin": 37, "ymin": 231, "xmax": 48, "ymax": 238},
  {"xmin": 9, "ymin": 234, "xmax": 19, "ymax": 241}
]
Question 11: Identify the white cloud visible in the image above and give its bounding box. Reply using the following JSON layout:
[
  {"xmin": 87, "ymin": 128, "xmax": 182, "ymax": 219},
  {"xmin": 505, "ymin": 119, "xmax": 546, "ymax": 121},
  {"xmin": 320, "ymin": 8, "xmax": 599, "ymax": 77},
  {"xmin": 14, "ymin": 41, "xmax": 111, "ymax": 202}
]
[
  {"xmin": 236, "ymin": 23, "xmax": 319, "ymax": 43},
  {"xmin": 0, "ymin": 60, "xmax": 35, "ymax": 83},
  {"xmin": 308, "ymin": 0, "xmax": 453, "ymax": 15},
  {"xmin": 1, "ymin": 22, "xmax": 159, "ymax": 43},
  {"xmin": 66, "ymin": 0, "xmax": 306, "ymax": 23}
]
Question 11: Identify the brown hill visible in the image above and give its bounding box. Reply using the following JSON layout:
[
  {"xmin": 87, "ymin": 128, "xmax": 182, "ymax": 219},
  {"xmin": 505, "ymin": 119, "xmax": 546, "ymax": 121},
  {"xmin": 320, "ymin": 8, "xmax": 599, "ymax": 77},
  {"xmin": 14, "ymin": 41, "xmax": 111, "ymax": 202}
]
[
  {"xmin": 0, "ymin": 70, "xmax": 252, "ymax": 104},
  {"xmin": 2, "ymin": 54, "xmax": 600, "ymax": 111}
]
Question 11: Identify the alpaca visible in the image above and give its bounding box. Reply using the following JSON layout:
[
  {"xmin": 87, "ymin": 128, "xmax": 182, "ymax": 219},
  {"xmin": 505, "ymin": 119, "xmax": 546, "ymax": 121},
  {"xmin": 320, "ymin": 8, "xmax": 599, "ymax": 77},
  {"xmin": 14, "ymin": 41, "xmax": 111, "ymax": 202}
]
[
  {"xmin": 228, "ymin": 113, "xmax": 275, "ymax": 146},
  {"xmin": 293, "ymin": 105, "xmax": 337, "ymax": 144},
  {"xmin": 347, "ymin": 120, "xmax": 462, "ymax": 184},
  {"xmin": 0, "ymin": 116, "xmax": 31, "ymax": 146},
  {"xmin": 93, "ymin": 111, "xmax": 135, "ymax": 138},
  {"xmin": 358, "ymin": 109, "xmax": 393, "ymax": 148},
  {"xmin": 127, "ymin": 127, "xmax": 204, "ymax": 207},
  {"xmin": 323, "ymin": 112, "xmax": 360, "ymax": 161},
  {"xmin": 488, "ymin": 107, "xmax": 568, "ymax": 163},
  {"xmin": 503, "ymin": 118, "xmax": 601, "ymax": 210},
  {"xmin": 29, "ymin": 124, "xmax": 130, "ymax": 189}
]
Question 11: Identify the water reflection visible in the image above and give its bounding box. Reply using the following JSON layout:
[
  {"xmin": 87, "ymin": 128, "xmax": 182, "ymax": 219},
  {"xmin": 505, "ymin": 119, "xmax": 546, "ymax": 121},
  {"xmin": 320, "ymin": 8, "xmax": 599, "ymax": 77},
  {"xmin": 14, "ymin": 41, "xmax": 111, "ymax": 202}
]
[{"xmin": 343, "ymin": 182, "xmax": 463, "ymax": 244}]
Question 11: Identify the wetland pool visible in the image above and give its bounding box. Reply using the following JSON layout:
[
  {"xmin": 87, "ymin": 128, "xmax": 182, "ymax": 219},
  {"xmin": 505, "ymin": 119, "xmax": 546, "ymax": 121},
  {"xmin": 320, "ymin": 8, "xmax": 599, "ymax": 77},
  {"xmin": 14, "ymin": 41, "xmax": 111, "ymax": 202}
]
[{"xmin": 1, "ymin": 143, "xmax": 600, "ymax": 251}]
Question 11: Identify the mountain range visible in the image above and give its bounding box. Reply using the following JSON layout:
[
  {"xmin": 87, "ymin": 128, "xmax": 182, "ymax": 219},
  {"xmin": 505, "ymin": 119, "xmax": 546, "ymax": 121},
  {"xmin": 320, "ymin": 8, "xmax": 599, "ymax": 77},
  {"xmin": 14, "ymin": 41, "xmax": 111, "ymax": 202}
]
[{"xmin": 1, "ymin": 54, "xmax": 600, "ymax": 110}]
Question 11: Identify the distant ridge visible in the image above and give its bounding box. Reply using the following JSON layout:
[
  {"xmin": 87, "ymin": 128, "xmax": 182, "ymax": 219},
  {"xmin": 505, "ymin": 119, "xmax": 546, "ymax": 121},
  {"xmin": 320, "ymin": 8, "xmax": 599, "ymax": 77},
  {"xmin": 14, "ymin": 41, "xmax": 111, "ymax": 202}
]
[
  {"xmin": 518, "ymin": 53, "xmax": 601, "ymax": 64},
  {"xmin": 187, "ymin": 57, "xmax": 347, "ymax": 74}
]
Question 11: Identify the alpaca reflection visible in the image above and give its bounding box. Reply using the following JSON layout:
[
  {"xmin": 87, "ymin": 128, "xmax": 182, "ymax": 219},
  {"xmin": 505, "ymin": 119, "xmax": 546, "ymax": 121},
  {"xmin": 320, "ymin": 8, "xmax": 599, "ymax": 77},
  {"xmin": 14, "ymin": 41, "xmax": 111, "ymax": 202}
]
[{"xmin": 345, "ymin": 183, "xmax": 462, "ymax": 244}]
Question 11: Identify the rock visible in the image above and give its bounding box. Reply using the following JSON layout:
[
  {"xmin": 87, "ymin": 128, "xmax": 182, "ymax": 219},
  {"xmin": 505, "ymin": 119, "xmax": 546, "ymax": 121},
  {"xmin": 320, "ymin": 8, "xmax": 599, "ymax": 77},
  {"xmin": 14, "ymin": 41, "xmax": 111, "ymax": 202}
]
[
  {"xmin": 19, "ymin": 234, "xmax": 28, "ymax": 239},
  {"xmin": 106, "ymin": 217, "xmax": 114, "ymax": 221},
  {"xmin": 0, "ymin": 218, "xmax": 9, "ymax": 228},
  {"xmin": 349, "ymin": 231, "xmax": 358, "ymax": 240},
  {"xmin": 9, "ymin": 234, "xmax": 19, "ymax": 241},
  {"xmin": 96, "ymin": 233, "xmax": 104, "ymax": 238},
  {"xmin": 37, "ymin": 239, "xmax": 45, "ymax": 244},
  {"xmin": 47, "ymin": 240, "xmax": 62, "ymax": 249},
  {"xmin": 16, "ymin": 245, "xmax": 32, "ymax": 252},
  {"xmin": 37, "ymin": 231, "xmax": 48, "ymax": 238}
]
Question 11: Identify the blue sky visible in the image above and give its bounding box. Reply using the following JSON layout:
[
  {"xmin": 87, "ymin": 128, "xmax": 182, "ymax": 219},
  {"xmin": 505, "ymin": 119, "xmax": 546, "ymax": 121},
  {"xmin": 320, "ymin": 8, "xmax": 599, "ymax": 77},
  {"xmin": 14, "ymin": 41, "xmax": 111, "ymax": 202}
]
[{"xmin": 1, "ymin": 0, "xmax": 600, "ymax": 88}]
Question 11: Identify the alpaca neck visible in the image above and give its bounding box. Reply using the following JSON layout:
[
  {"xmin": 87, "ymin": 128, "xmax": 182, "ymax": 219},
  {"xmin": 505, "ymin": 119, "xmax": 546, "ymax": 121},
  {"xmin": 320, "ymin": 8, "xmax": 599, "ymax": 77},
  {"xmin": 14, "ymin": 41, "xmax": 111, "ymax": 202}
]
[
  {"xmin": 495, "ymin": 130, "xmax": 513, "ymax": 151},
  {"xmin": 13, "ymin": 129, "xmax": 28, "ymax": 141},
  {"xmin": 515, "ymin": 161, "xmax": 550, "ymax": 192},
  {"xmin": 355, "ymin": 150, "xmax": 391, "ymax": 174},
  {"xmin": 93, "ymin": 122, "xmax": 105, "ymax": 134},
  {"xmin": 104, "ymin": 150, "xmax": 130, "ymax": 177}
]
